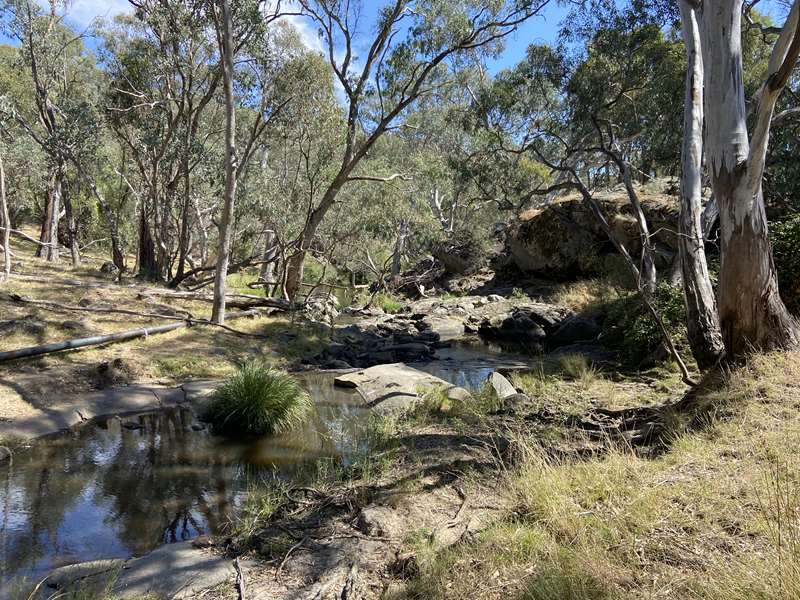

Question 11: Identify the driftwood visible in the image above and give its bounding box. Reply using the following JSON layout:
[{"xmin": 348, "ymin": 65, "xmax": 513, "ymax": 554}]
[{"xmin": 0, "ymin": 308, "xmax": 261, "ymax": 363}]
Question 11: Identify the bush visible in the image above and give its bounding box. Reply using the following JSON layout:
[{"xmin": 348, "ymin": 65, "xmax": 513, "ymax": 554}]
[
  {"xmin": 771, "ymin": 216, "xmax": 800, "ymax": 314},
  {"xmin": 207, "ymin": 362, "xmax": 312, "ymax": 436},
  {"xmin": 602, "ymin": 282, "xmax": 687, "ymax": 363}
]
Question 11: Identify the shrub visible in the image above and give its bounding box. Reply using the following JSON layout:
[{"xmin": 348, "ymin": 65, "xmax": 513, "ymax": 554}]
[
  {"xmin": 602, "ymin": 282, "xmax": 687, "ymax": 363},
  {"xmin": 771, "ymin": 216, "xmax": 800, "ymax": 314},
  {"xmin": 207, "ymin": 362, "xmax": 312, "ymax": 436}
]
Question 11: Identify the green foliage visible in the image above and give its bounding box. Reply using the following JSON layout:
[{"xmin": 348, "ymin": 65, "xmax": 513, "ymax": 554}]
[
  {"xmin": 207, "ymin": 362, "xmax": 312, "ymax": 436},
  {"xmin": 373, "ymin": 291, "xmax": 404, "ymax": 314},
  {"xmin": 511, "ymin": 287, "xmax": 528, "ymax": 300},
  {"xmin": 603, "ymin": 283, "xmax": 687, "ymax": 363},
  {"xmin": 771, "ymin": 216, "xmax": 800, "ymax": 314}
]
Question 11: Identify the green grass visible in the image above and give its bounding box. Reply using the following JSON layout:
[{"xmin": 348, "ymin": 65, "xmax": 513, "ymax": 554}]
[
  {"xmin": 374, "ymin": 291, "xmax": 405, "ymax": 314},
  {"xmin": 393, "ymin": 351, "xmax": 800, "ymax": 599},
  {"xmin": 557, "ymin": 353, "xmax": 600, "ymax": 389},
  {"xmin": 206, "ymin": 362, "xmax": 312, "ymax": 436},
  {"xmin": 155, "ymin": 356, "xmax": 233, "ymax": 380}
]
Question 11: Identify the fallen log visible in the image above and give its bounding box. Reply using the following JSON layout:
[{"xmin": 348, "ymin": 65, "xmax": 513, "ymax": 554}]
[
  {"xmin": 0, "ymin": 309, "xmax": 260, "ymax": 363},
  {"xmin": 141, "ymin": 289, "xmax": 295, "ymax": 311}
]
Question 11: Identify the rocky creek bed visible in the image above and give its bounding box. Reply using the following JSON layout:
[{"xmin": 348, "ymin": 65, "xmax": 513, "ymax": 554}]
[
  {"xmin": 0, "ymin": 289, "xmax": 611, "ymax": 600},
  {"xmin": 0, "ymin": 333, "xmax": 536, "ymax": 599}
]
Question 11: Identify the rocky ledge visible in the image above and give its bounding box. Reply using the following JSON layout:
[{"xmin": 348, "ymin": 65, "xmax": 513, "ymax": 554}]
[{"xmin": 306, "ymin": 293, "xmax": 602, "ymax": 369}]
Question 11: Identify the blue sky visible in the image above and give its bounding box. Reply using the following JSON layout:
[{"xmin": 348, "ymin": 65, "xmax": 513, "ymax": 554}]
[
  {"xmin": 1, "ymin": 1, "xmax": 572, "ymax": 75},
  {"xmin": 1, "ymin": 0, "xmax": 789, "ymax": 74}
]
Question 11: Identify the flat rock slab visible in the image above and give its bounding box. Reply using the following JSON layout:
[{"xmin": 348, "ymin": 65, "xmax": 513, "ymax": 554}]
[
  {"xmin": 421, "ymin": 316, "xmax": 466, "ymax": 340},
  {"xmin": 334, "ymin": 363, "xmax": 452, "ymax": 415},
  {"xmin": 111, "ymin": 541, "xmax": 233, "ymax": 599},
  {"xmin": 0, "ymin": 383, "xmax": 194, "ymax": 442},
  {"xmin": 17, "ymin": 542, "xmax": 234, "ymax": 600}
]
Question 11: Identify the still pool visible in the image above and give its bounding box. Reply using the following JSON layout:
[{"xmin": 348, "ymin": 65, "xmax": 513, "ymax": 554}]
[{"xmin": 0, "ymin": 373, "xmax": 366, "ymax": 588}]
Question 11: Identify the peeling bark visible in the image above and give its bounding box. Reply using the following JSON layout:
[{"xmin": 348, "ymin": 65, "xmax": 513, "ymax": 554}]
[
  {"xmin": 678, "ymin": 0, "xmax": 724, "ymax": 368},
  {"xmin": 699, "ymin": 0, "xmax": 799, "ymax": 357}
]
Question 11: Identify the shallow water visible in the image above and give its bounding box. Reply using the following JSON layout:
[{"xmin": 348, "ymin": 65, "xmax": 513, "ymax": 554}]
[
  {"xmin": 416, "ymin": 338, "xmax": 532, "ymax": 390},
  {"xmin": 0, "ymin": 346, "xmax": 531, "ymax": 587},
  {"xmin": 0, "ymin": 373, "xmax": 365, "ymax": 587}
]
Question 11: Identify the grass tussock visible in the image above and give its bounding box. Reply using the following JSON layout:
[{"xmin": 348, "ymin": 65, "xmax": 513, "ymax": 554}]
[
  {"xmin": 207, "ymin": 362, "xmax": 312, "ymax": 436},
  {"xmin": 549, "ymin": 279, "xmax": 622, "ymax": 314},
  {"xmin": 399, "ymin": 351, "xmax": 800, "ymax": 600},
  {"xmin": 373, "ymin": 291, "xmax": 405, "ymax": 314}
]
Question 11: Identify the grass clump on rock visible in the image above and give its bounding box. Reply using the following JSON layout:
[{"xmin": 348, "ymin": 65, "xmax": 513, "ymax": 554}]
[{"xmin": 207, "ymin": 362, "xmax": 312, "ymax": 436}]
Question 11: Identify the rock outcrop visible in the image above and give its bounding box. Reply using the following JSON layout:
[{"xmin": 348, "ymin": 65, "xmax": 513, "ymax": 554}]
[
  {"xmin": 508, "ymin": 182, "xmax": 681, "ymax": 276},
  {"xmin": 307, "ymin": 293, "xmax": 595, "ymax": 369}
]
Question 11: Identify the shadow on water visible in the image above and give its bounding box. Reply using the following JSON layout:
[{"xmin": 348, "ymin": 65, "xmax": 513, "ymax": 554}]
[{"xmin": 0, "ymin": 374, "xmax": 365, "ymax": 587}]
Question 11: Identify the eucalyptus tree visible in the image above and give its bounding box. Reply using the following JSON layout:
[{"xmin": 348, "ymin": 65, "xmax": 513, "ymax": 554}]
[
  {"xmin": 687, "ymin": 0, "xmax": 800, "ymax": 356},
  {"xmin": 0, "ymin": 149, "xmax": 9, "ymax": 282},
  {"xmin": 102, "ymin": 1, "xmax": 227, "ymax": 281},
  {"xmin": 0, "ymin": 0, "xmax": 101, "ymax": 266},
  {"xmin": 277, "ymin": 0, "xmax": 552, "ymax": 299},
  {"xmin": 678, "ymin": 0, "xmax": 724, "ymax": 368},
  {"xmin": 208, "ymin": 2, "xmax": 322, "ymax": 322}
]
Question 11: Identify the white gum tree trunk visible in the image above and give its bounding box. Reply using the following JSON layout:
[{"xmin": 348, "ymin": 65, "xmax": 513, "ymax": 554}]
[
  {"xmin": 678, "ymin": 0, "xmax": 724, "ymax": 368},
  {"xmin": 697, "ymin": 0, "xmax": 800, "ymax": 357},
  {"xmin": 211, "ymin": 0, "xmax": 238, "ymax": 324}
]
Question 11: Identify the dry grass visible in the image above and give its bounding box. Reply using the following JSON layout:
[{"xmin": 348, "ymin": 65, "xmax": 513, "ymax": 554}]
[
  {"xmin": 398, "ymin": 351, "xmax": 800, "ymax": 599},
  {"xmin": 0, "ymin": 243, "xmax": 313, "ymax": 419},
  {"xmin": 548, "ymin": 279, "xmax": 622, "ymax": 314}
]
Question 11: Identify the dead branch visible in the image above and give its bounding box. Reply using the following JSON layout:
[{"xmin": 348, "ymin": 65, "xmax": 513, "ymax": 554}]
[
  {"xmin": 234, "ymin": 557, "xmax": 246, "ymax": 600},
  {"xmin": 0, "ymin": 307, "xmax": 262, "ymax": 363}
]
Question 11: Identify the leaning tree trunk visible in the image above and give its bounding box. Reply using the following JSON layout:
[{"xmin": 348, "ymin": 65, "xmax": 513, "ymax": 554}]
[
  {"xmin": 0, "ymin": 154, "xmax": 10, "ymax": 282},
  {"xmin": 284, "ymin": 176, "xmax": 348, "ymax": 300},
  {"xmin": 211, "ymin": 0, "xmax": 237, "ymax": 324},
  {"xmin": 678, "ymin": 0, "xmax": 724, "ymax": 368},
  {"xmin": 700, "ymin": 0, "xmax": 799, "ymax": 357}
]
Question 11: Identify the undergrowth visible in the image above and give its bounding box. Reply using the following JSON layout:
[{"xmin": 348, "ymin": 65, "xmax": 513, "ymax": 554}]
[{"xmin": 396, "ymin": 351, "xmax": 800, "ymax": 599}]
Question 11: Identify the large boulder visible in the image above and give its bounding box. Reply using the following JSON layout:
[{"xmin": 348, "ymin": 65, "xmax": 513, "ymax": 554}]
[
  {"xmin": 508, "ymin": 182, "xmax": 681, "ymax": 276},
  {"xmin": 474, "ymin": 303, "xmax": 574, "ymax": 345},
  {"xmin": 547, "ymin": 315, "xmax": 602, "ymax": 348}
]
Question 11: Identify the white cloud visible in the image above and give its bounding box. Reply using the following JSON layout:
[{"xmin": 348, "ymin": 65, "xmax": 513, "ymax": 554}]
[
  {"xmin": 68, "ymin": 0, "xmax": 133, "ymax": 25},
  {"xmin": 35, "ymin": 0, "xmax": 132, "ymax": 27},
  {"xmin": 266, "ymin": 1, "xmax": 323, "ymax": 53}
]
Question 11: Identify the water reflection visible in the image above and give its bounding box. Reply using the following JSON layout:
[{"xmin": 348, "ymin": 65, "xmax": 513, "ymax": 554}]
[
  {"xmin": 0, "ymin": 376, "xmax": 364, "ymax": 587},
  {"xmin": 416, "ymin": 338, "xmax": 533, "ymax": 390}
]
